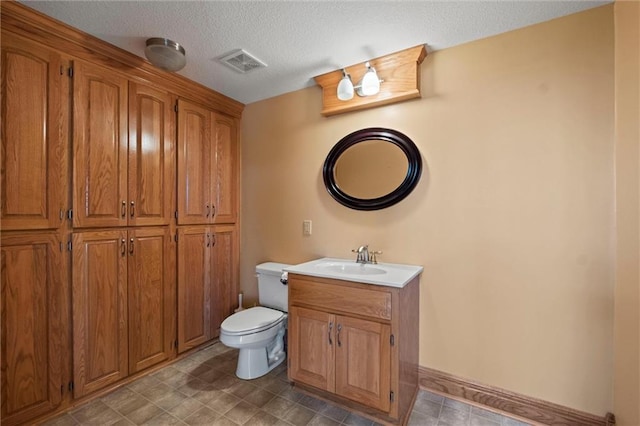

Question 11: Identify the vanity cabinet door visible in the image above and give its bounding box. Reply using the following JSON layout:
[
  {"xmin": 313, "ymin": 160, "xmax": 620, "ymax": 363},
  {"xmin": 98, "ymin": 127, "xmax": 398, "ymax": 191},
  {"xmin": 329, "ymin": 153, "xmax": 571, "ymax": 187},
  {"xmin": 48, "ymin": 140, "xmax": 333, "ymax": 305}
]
[
  {"xmin": 334, "ymin": 315, "xmax": 391, "ymax": 412},
  {"xmin": 289, "ymin": 307, "xmax": 335, "ymax": 392}
]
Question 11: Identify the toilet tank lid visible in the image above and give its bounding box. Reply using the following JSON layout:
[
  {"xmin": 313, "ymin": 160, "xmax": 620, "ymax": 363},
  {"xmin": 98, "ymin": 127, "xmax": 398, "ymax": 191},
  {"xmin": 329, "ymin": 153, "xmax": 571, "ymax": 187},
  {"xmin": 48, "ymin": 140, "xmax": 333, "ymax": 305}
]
[{"xmin": 256, "ymin": 262, "xmax": 291, "ymax": 275}]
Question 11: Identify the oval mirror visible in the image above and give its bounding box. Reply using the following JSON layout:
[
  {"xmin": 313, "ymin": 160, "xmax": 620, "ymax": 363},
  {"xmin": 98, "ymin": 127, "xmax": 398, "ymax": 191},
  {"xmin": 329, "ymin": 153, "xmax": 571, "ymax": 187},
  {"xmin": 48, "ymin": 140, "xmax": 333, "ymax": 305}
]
[{"xmin": 323, "ymin": 128, "xmax": 422, "ymax": 210}]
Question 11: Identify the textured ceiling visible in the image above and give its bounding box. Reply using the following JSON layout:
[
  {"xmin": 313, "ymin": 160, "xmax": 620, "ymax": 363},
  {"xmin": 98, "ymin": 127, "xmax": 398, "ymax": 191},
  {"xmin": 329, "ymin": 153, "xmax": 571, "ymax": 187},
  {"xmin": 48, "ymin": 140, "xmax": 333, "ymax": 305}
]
[{"xmin": 21, "ymin": 0, "xmax": 609, "ymax": 105}]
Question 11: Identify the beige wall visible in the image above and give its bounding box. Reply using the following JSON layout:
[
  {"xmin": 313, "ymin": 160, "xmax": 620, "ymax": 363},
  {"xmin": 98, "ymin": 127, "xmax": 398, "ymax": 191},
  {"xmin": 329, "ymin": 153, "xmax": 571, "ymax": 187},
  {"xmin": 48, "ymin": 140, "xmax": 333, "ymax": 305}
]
[
  {"xmin": 613, "ymin": 1, "xmax": 640, "ymax": 424},
  {"xmin": 241, "ymin": 6, "xmax": 615, "ymax": 415}
]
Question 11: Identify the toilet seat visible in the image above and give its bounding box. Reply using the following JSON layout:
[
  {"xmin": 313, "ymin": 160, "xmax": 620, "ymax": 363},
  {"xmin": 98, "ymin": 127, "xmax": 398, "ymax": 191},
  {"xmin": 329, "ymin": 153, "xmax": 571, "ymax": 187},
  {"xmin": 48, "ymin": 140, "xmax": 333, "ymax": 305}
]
[{"xmin": 221, "ymin": 306, "xmax": 285, "ymax": 336}]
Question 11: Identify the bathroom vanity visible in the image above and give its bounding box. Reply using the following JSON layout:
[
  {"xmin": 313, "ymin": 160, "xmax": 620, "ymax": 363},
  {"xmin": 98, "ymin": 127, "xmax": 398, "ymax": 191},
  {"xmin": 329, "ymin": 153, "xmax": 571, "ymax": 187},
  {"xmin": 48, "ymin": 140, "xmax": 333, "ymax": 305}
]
[{"xmin": 286, "ymin": 258, "xmax": 422, "ymax": 425}]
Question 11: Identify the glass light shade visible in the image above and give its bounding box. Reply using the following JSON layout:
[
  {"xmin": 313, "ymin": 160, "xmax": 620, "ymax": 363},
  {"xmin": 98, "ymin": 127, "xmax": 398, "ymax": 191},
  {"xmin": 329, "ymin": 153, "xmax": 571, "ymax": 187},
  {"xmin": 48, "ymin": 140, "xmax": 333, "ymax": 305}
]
[
  {"xmin": 359, "ymin": 67, "xmax": 380, "ymax": 96},
  {"xmin": 337, "ymin": 75, "xmax": 354, "ymax": 101}
]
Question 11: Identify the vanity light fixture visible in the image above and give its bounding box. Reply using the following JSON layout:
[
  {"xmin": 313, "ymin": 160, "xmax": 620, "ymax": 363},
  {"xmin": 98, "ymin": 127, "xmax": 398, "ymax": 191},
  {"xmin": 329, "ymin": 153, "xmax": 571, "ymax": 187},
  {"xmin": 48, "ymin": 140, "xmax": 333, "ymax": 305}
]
[{"xmin": 336, "ymin": 61, "xmax": 382, "ymax": 101}]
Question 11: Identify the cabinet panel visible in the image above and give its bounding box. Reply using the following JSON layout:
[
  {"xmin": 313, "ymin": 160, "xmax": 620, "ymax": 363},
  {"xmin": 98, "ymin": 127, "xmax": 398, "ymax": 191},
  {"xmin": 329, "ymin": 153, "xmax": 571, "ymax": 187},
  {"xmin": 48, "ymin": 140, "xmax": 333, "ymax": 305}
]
[
  {"xmin": 177, "ymin": 100, "xmax": 210, "ymax": 225},
  {"xmin": 72, "ymin": 230, "xmax": 128, "ymax": 397},
  {"xmin": 211, "ymin": 114, "xmax": 238, "ymax": 224},
  {"xmin": 128, "ymin": 83, "xmax": 175, "ymax": 226},
  {"xmin": 1, "ymin": 32, "xmax": 66, "ymax": 230},
  {"xmin": 289, "ymin": 306, "xmax": 335, "ymax": 392},
  {"xmin": 177, "ymin": 226, "xmax": 211, "ymax": 352},
  {"xmin": 1, "ymin": 233, "xmax": 64, "ymax": 425},
  {"xmin": 335, "ymin": 316, "xmax": 390, "ymax": 412},
  {"xmin": 210, "ymin": 226, "xmax": 237, "ymax": 337},
  {"xmin": 128, "ymin": 227, "xmax": 174, "ymax": 373},
  {"xmin": 73, "ymin": 61, "xmax": 128, "ymax": 228}
]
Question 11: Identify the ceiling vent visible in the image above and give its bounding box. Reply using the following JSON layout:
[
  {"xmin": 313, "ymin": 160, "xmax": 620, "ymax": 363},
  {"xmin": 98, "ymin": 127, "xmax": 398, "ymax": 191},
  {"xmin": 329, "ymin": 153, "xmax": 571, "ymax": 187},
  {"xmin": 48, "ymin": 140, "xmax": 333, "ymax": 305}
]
[{"xmin": 219, "ymin": 49, "xmax": 267, "ymax": 74}]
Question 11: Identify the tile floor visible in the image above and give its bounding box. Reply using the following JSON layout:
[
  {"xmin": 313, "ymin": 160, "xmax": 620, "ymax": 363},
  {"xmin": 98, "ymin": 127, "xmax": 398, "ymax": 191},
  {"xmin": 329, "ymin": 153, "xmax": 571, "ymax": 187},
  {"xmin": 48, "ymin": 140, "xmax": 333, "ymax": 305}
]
[{"xmin": 42, "ymin": 342, "xmax": 534, "ymax": 426}]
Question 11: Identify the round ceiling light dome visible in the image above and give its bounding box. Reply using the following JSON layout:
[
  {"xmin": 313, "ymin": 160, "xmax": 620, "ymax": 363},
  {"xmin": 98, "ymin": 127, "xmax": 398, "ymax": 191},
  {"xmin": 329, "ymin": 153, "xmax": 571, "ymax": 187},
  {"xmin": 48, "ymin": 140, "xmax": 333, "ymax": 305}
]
[{"xmin": 145, "ymin": 38, "xmax": 186, "ymax": 72}]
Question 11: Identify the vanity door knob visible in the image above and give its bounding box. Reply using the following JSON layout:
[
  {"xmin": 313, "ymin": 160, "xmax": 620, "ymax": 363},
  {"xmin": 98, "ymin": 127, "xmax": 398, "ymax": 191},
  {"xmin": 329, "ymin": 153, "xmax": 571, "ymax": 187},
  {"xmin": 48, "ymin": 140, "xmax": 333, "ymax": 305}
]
[
  {"xmin": 337, "ymin": 324, "xmax": 342, "ymax": 347},
  {"xmin": 328, "ymin": 322, "xmax": 333, "ymax": 345}
]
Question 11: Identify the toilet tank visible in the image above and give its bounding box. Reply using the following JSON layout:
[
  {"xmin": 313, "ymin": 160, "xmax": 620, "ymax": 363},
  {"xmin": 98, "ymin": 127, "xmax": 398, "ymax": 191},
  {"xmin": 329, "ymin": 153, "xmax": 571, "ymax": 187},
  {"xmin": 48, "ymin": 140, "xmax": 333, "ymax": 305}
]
[{"xmin": 256, "ymin": 262, "xmax": 291, "ymax": 312}]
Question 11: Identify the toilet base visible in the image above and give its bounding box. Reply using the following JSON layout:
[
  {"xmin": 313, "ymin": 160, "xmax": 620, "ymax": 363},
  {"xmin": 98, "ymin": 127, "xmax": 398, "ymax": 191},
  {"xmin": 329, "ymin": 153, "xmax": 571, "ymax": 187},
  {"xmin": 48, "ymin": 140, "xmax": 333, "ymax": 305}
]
[{"xmin": 236, "ymin": 347, "xmax": 286, "ymax": 380}]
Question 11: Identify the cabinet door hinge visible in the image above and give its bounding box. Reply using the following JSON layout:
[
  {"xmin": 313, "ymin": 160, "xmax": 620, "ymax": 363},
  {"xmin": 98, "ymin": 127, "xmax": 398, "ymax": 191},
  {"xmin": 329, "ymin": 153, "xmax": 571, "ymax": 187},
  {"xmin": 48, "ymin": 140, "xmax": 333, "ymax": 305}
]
[
  {"xmin": 68, "ymin": 67, "xmax": 74, "ymax": 78},
  {"xmin": 67, "ymin": 209, "xmax": 73, "ymax": 220},
  {"xmin": 390, "ymin": 334, "xmax": 395, "ymax": 346},
  {"xmin": 68, "ymin": 381, "xmax": 74, "ymax": 392},
  {"xmin": 390, "ymin": 391, "xmax": 395, "ymax": 402},
  {"xmin": 67, "ymin": 240, "xmax": 72, "ymax": 251}
]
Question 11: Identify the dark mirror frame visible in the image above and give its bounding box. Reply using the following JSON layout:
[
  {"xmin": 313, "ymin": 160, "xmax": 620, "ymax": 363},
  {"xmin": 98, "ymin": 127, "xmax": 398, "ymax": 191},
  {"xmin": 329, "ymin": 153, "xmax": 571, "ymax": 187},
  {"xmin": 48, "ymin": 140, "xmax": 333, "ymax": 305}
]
[{"xmin": 323, "ymin": 127, "xmax": 422, "ymax": 211}]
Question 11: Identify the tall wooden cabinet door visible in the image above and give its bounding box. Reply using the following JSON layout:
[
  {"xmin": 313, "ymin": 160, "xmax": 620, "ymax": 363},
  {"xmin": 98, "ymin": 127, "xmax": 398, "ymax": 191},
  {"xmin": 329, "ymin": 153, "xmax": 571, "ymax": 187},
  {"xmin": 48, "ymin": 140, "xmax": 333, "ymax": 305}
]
[
  {"xmin": 128, "ymin": 227, "xmax": 174, "ymax": 373},
  {"xmin": 73, "ymin": 61, "xmax": 128, "ymax": 228},
  {"xmin": 211, "ymin": 113, "xmax": 238, "ymax": 224},
  {"xmin": 128, "ymin": 83, "xmax": 175, "ymax": 227},
  {"xmin": 210, "ymin": 225, "xmax": 237, "ymax": 337},
  {"xmin": 289, "ymin": 307, "xmax": 335, "ymax": 392},
  {"xmin": 1, "ymin": 32, "xmax": 66, "ymax": 231},
  {"xmin": 1, "ymin": 233, "xmax": 64, "ymax": 425},
  {"xmin": 177, "ymin": 100, "xmax": 211, "ymax": 225},
  {"xmin": 177, "ymin": 226, "xmax": 211, "ymax": 352},
  {"xmin": 72, "ymin": 230, "xmax": 128, "ymax": 397},
  {"xmin": 334, "ymin": 316, "xmax": 391, "ymax": 412}
]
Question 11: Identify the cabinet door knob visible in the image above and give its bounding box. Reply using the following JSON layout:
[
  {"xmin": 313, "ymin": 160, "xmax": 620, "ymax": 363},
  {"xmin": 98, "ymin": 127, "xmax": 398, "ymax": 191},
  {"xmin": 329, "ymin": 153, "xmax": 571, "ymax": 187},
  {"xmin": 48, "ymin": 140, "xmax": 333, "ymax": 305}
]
[
  {"xmin": 211, "ymin": 204, "xmax": 216, "ymax": 217},
  {"xmin": 328, "ymin": 322, "xmax": 333, "ymax": 345},
  {"xmin": 121, "ymin": 239, "xmax": 126, "ymax": 256},
  {"xmin": 129, "ymin": 238, "xmax": 134, "ymax": 255},
  {"xmin": 121, "ymin": 201, "xmax": 126, "ymax": 218},
  {"xmin": 130, "ymin": 201, "xmax": 135, "ymax": 218},
  {"xmin": 206, "ymin": 204, "xmax": 210, "ymax": 217},
  {"xmin": 337, "ymin": 324, "xmax": 342, "ymax": 347}
]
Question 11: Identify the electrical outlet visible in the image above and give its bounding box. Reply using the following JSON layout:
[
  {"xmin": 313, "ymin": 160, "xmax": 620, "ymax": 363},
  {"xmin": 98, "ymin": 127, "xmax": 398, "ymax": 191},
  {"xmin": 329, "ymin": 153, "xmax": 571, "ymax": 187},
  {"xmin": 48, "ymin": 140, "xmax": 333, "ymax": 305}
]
[{"xmin": 303, "ymin": 220, "xmax": 312, "ymax": 236}]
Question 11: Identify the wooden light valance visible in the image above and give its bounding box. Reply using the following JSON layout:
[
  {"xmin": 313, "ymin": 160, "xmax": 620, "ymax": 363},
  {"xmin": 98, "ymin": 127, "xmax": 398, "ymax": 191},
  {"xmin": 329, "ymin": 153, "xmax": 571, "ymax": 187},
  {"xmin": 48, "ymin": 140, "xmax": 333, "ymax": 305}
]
[{"xmin": 314, "ymin": 45, "xmax": 427, "ymax": 116}]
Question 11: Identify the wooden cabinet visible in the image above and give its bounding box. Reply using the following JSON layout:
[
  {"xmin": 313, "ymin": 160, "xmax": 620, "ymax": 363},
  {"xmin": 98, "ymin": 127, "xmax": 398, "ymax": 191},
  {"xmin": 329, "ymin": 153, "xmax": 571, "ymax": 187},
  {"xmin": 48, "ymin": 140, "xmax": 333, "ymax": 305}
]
[
  {"xmin": 73, "ymin": 64, "xmax": 175, "ymax": 228},
  {"xmin": 0, "ymin": 233, "xmax": 66, "ymax": 425},
  {"xmin": 1, "ymin": 32, "xmax": 68, "ymax": 231},
  {"xmin": 72, "ymin": 230, "xmax": 128, "ymax": 397},
  {"xmin": 177, "ymin": 99, "xmax": 238, "ymax": 225},
  {"xmin": 128, "ymin": 82, "xmax": 176, "ymax": 227},
  {"xmin": 72, "ymin": 227, "xmax": 174, "ymax": 397},
  {"xmin": 73, "ymin": 61, "xmax": 128, "ymax": 228},
  {"xmin": 288, "ymin": 274, "xmax": 419, "ymax": 425},
  {"xmin": 177, "ymin": 225, "xmax": 237, "ymax": 352},
  {"xmin": 211, "ymin": 114, "xmax": 238, "ymax": 224},
  {"xmin": 1, "ymin": 3, "xmax": 241, "ymax": 422},
  {"xmin": 128, "ymin": 227, "xmax": 175, "ymax": 374}
]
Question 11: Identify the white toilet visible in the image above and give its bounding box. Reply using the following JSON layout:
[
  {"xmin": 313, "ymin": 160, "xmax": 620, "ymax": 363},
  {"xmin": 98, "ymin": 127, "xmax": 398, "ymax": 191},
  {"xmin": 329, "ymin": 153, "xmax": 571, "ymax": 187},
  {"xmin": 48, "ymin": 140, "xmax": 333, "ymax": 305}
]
[{"xmin": 219, "ymin": 262, "xmax": 290, "ymax": 380}]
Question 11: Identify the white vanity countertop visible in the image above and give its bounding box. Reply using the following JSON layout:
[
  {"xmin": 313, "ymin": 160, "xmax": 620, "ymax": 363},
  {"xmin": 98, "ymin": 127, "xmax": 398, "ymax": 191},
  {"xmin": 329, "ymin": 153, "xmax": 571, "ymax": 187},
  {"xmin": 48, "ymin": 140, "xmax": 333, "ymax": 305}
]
[{"xmin": 284, "ymin": 257, "xmax": 423, "ymax": 288}]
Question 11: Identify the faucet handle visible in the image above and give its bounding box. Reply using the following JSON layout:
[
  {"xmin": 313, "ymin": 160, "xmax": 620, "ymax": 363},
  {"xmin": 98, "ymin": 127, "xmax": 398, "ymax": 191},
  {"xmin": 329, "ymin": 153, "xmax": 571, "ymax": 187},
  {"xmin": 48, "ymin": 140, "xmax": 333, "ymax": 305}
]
[{"xmin": 370, "ymin": 250, "xmax": 383, "ymax": 264}]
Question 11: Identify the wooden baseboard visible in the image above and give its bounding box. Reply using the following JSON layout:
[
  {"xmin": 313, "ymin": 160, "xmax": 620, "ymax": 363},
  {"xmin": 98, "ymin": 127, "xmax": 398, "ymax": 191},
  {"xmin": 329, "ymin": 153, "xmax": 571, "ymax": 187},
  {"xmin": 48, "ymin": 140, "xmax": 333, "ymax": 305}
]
[{"xmin": 418, "ymin": 366, "xmax": 615, "ymax": 426}]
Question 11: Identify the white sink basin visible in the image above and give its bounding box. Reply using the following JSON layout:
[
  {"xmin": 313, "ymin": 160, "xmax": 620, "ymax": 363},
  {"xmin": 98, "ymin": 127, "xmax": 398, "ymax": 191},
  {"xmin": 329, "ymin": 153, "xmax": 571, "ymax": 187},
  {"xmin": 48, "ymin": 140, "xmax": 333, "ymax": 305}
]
[
  {"xmin": 285, "ymin": 258, "xmax": 423, "ymax": 288},
  {"xmin": 315, "ymin": 261, "xmax": 387, "ymax": 276}
]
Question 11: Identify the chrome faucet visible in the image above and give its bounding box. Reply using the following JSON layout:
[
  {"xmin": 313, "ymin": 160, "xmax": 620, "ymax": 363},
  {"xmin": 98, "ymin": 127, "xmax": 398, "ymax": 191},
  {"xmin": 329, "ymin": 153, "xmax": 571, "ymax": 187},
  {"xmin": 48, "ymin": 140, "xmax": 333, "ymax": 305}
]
[{"xmin": 352, "ymin": 245, "xmax": 370, "ymax": 264}]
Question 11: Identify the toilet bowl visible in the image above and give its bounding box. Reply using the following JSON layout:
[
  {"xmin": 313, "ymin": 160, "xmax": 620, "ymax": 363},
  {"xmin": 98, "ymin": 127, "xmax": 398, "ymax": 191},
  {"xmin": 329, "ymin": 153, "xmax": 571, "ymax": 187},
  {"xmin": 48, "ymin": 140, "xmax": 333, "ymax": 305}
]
[
  {"xmin": 219, "ymin": 262, "xmax": 290, "ymax": 380},
  {"xmin": 220, "ymin": 306, "xmax": 287, "ymax": 379}
]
